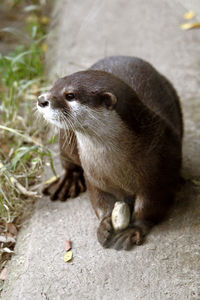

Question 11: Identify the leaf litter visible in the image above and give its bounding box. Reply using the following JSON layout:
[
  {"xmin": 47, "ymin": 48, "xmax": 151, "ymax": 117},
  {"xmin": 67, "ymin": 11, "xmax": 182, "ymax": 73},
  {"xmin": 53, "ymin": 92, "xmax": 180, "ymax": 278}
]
[
  {"xmin": 64, "ymin": 250, "xmax": 73, "ymax": 263},
  {"xmin": 64, "ymin": 240, "xmax": 73, "ymax": 262},
  {"xmin": 184, "ymin": 11, "xmax": 195, "ymax": 20},
  {"xmin": 181, "ymin": 10, "xmax": 200, "ymax": 30}
]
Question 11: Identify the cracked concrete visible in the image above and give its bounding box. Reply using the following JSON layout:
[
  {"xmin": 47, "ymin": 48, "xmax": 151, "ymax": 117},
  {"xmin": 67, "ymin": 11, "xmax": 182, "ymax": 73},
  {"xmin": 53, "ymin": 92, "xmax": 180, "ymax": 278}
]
[{"xmin": 2, "ymin": 0, "xmax": 200, "ymax": 299}]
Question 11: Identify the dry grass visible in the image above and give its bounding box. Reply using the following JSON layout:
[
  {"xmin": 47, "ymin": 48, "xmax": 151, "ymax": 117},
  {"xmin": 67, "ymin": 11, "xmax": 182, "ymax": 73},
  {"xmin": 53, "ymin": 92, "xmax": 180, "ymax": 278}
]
[{"xmin": 0, "ymin": 0, "xmax": 55, "ymax": 285}]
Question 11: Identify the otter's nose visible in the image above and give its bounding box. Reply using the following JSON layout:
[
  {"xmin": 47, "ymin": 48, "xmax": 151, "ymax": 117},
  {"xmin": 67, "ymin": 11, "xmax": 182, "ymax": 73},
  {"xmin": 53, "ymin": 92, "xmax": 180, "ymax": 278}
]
[{"xmin": 38, "ymin": 94, "xmax": 49, "ymax": 108}]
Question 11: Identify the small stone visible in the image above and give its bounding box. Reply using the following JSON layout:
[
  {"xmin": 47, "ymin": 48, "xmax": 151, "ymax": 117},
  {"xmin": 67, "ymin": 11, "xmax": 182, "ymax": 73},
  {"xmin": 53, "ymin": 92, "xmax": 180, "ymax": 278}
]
[
  {"xmin": 111, "ymin": 201, "xmax": 130, "ymax": 231},
  {"xmin": 65, "ymin": 240, "xmax": 71, "ymax": 251}
]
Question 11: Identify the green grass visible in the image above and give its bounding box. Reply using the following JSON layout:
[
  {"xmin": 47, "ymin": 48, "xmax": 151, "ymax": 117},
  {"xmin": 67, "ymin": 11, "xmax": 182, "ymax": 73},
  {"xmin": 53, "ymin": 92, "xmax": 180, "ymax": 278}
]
[{"xmin": 0, "ymin": 0, "xmax": 55, "ymax": 274}]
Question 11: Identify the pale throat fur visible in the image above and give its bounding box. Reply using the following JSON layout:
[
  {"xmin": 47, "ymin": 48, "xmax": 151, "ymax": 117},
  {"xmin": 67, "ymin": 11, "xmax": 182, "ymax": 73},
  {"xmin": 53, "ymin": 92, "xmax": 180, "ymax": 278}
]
[{"xmin": 69, "ymin": 102, "xmax": 139, "ymax": 199}]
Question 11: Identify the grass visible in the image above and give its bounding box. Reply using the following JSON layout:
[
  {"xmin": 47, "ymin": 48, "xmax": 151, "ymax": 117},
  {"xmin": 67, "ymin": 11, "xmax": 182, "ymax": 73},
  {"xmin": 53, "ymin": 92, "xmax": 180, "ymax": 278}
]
[{"xmin": 0, "ymin": 0, "xmax": 55, "ymax": 278}]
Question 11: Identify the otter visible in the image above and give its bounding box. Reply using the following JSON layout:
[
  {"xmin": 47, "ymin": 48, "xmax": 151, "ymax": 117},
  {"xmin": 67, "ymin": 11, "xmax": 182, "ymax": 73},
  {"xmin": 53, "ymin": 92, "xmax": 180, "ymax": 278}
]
[{"xmin": 37, "ymin": 56, "xmax": 183, "ymax": 250}]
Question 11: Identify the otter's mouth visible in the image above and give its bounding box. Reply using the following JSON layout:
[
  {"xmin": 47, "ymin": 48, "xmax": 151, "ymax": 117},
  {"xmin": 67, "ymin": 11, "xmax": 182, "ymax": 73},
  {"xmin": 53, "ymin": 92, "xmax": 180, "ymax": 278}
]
[
  {"xmin": 37, "ymin": 106, "xmax": 63, "ymax": 128},
  {"xmin": 37, "ymin": 92, "xmax": 79, "ymax": 132},
  {"xmin": 37, "ymin": 93, "xmax": 63, "ymax": 128}
]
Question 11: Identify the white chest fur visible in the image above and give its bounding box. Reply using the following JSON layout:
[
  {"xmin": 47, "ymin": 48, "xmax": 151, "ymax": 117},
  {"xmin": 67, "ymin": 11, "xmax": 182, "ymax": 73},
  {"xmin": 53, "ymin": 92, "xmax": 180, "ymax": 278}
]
[{"xmin": 75, "ymin": 118, "xmax": 137, "ymax": 197}]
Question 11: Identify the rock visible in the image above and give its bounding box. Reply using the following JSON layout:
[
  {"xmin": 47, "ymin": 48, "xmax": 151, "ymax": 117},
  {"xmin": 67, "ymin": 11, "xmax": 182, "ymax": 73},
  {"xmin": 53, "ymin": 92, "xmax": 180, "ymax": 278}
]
[{"xmin": 111, "ymin": 201, "xmax": 130, "ymax": 231}]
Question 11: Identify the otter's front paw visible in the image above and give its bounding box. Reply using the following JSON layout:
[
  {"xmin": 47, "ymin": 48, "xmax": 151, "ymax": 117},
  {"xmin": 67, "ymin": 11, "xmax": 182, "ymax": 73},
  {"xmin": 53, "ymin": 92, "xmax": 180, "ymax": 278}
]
[
  {"xmin": 111, "ymin": 226, "xmax": 144, "ymax": 250},
  {"xmin": 97, "ymin": 216, "xmax": 114, "ymax": 248},
  {"xmin": 42, "ymin": 170, "xmax": 86, "ymax": 201}
]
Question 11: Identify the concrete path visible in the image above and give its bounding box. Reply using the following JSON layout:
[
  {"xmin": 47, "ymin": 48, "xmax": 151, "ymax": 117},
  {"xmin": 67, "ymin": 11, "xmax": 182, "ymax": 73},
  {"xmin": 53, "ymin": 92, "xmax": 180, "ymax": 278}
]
[{"xmin": 3, "ymin": 0, "xmax": 200, "ymax": 299}]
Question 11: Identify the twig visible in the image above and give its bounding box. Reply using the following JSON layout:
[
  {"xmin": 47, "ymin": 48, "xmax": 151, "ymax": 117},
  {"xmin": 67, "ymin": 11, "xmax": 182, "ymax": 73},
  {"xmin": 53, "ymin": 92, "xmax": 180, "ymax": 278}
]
[{"xmin": 0, "ymin": 161, "xmax": 40, "ymax": 198}]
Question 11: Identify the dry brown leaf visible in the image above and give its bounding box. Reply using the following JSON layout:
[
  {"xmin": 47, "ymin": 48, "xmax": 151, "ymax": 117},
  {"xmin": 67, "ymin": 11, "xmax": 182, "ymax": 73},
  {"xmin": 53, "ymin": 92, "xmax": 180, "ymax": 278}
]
[
  {"xmin": 184, "ymin": 11, "xmax": 195, "ymax": 20},
  {"xmin": 181, "ymin": 22, "xmax": 200, "ymax": 30},
  {"xmin": 7, "ymin": 223, "xmax": 18, "ymax": 236},
  {"xmin": 0, "ymin": 267, "xmax": 8, "ymax": 281},
  {"xmin": 65, "ymin": 240, "xmax": 71, "ymax": 251},
  {"xmin": 64, "ymin": 250, "xmax": 73, "ymax": 262}
]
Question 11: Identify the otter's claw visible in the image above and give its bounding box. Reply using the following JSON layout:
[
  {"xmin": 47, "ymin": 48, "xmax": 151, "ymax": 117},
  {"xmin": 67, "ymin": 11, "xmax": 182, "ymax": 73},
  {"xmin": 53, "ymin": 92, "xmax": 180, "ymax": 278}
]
[{"xmin": 42, "ymin": 170, "xmax": 86, "ymax": 201}]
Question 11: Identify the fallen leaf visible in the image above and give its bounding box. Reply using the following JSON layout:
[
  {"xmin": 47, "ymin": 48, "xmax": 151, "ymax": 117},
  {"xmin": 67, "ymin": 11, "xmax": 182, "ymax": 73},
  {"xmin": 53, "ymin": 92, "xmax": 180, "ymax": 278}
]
[
  {"xmin": 0, "ymin": 267, "xmax": 8, "ymax": 281},
  {"xmin": 45, "ymin": 176, "xmax": 58, "ymax": 185},
  {"xmin": 41, "ymin": 43, "xmax": 48, "ymax": 52},
  {"xmin": 7, "ymin": 223, "xmax": 18, "ymax": 236},
  {"xmin": 41, "ymin": 16, "xmax": 50, "ymax": 25},
  {"xmin": 180, "ymin": 22, "xmax": 200, "ymax": 30},
  {"xmin": 64, "ymin": 250, "xmax": 73, "ymax": 262},
  {"xmin": 65, "ymin": 240, "xmax": 71, "ymax": 251},
  {"xmin": 184, "ymin": 11, "xmax": 195, "ymax": 20}
]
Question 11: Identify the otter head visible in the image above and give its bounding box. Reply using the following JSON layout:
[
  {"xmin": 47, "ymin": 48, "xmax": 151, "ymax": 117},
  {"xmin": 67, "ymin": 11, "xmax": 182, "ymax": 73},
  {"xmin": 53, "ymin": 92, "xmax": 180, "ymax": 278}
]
[{"xmin": 37, "ymin": 70, "xmax": 118, "ymax": 132}]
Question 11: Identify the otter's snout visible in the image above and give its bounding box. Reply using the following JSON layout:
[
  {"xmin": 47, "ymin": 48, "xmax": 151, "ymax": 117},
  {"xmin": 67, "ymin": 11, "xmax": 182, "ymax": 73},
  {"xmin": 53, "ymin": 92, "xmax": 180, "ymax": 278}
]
[{"xmin": 37, "ymin": 94, "xmax": 49, "ymax": 108}]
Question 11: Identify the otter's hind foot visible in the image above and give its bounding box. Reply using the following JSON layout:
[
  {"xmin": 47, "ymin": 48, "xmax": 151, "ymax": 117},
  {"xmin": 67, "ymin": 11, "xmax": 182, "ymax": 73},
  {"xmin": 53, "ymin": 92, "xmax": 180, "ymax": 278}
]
[
  {"xmin": 42, "ymin": 169, "xmax": 86, "ymax": 201},
  {"xmin": 111, "ymin": 226, "xmax": 144, "ymax": 250},
  {"xmin": 97, "ymin": 218, "xmax": 144, "ymax": 250}
]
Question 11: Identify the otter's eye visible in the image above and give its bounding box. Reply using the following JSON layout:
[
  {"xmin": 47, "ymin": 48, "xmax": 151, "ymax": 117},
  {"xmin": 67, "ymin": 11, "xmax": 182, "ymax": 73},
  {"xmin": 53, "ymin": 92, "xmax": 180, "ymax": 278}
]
[{"xmin": 65, "ymin": 93, "xmax": 75, "ymax": 101}]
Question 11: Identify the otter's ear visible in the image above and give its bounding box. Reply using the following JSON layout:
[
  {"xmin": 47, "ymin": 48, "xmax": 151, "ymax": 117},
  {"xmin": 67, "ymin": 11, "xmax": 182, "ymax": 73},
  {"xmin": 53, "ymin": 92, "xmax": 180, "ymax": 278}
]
[{"xmin": 101, "ymin": 92, "xmax": 117, "ymax": 110}]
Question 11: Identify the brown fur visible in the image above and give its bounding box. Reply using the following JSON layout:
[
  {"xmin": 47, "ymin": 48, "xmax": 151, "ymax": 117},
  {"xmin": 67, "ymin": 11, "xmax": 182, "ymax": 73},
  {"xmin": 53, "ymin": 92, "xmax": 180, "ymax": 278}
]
[{"xmin": 38, "ymin": 56, "xmax": 183, "ymax": 250}]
